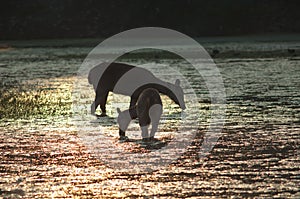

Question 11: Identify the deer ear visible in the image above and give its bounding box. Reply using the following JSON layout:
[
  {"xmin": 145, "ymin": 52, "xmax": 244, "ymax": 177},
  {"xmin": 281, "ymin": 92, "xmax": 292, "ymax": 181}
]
[
  {"xmin": 117, "ymin": 108, "xmax": 121, "ymax": 114},
  {"xmin": 175, "ymin": 79, "xmax": 180, "ymax": 86}
]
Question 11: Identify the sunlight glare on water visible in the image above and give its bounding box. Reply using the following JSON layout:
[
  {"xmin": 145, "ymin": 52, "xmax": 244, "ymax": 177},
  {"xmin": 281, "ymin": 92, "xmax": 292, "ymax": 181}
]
[{"xmin": 0, "ymin": 44, "xmax": 299, "ymax": 198}]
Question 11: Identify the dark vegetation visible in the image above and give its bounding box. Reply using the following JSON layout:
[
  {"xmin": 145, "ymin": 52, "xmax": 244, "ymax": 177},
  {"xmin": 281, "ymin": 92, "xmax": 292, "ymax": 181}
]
[{"xmin": 1, "ymin": 0, "xmax": 300, "ymax": 40}]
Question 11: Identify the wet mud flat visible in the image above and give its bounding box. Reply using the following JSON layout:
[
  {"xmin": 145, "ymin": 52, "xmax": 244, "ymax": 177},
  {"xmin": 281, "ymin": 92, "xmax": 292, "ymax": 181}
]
[{"xmin": 0, "ymin": 41, "xmax": 300, "ymax": 198}]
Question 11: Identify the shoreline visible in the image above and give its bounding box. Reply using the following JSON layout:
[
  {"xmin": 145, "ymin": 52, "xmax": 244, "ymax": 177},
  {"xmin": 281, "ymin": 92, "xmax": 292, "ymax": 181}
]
[
  {"xmin": 1, "ymin": 34, "xmax": 300, "ymax": 48},
  {"xmin": 0, "ymin": 34, "xmax": 299, "ymax": 59}
]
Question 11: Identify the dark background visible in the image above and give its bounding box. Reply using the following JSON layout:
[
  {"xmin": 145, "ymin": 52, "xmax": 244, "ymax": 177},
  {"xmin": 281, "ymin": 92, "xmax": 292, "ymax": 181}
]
[{"xmin": 1, "ymin": 0, "xmax": 300, "ymax": 40}]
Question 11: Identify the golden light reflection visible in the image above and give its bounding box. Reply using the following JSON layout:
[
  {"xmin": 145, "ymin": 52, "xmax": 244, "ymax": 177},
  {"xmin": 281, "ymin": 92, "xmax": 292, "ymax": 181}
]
[
  {"xmin": 0, "ymin": 77, "xmax": 74, "ymax": 119},
  {"xmin": 1, "ymin": 55, "xmax": 299, "ymax": 198}
]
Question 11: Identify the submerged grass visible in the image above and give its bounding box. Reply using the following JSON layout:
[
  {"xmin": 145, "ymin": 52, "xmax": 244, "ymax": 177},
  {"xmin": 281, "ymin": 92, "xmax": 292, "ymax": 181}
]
[{"xmin": 0, "ymin": 84, "xmax": 72, "ymax": 119}]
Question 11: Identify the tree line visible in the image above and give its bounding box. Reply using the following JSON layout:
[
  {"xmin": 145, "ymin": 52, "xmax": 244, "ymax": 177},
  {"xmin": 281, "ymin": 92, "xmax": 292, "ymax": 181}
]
[{"xmin": 0, "ymin": 0, "xmax": 299, "ymax": 40}]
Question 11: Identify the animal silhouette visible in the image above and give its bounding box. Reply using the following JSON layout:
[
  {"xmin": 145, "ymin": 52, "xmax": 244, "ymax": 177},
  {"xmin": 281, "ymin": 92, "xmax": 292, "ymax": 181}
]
[
  {"xmin": 117, "ymin": 88, "xmax": 163, "ymax": 141},
  {"xmin": 88, "ymin": 62, "xmax": 185, "ymax": 116}
]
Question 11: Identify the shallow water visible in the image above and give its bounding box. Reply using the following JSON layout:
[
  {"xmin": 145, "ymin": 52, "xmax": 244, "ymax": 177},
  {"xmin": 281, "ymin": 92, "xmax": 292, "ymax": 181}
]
[{"xmin": 0, "ymin": 43, "xmax": 300, "ymax": 198}]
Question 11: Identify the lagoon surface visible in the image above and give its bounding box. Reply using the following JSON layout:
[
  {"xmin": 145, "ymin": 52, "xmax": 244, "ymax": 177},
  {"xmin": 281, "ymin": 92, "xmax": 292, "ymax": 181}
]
[{"xmin": 0, "ymin": 38, "xmax": 299, "ymax": 198}]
